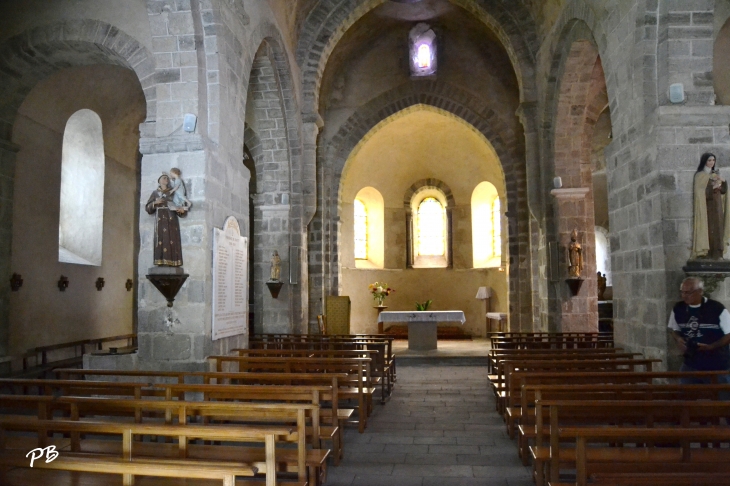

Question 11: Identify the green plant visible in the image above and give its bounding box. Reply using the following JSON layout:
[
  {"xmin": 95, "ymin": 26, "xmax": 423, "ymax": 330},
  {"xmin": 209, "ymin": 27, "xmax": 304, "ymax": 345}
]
[{"xmin": 415, "ymin": 299, "xmax": 432, "ymax": 311}]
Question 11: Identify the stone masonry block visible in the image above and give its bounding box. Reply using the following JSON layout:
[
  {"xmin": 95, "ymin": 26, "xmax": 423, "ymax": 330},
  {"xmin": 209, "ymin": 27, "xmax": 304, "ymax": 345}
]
[{"xmin": 152, "ymin": 333, "xmax": 191, "ymax": 360}]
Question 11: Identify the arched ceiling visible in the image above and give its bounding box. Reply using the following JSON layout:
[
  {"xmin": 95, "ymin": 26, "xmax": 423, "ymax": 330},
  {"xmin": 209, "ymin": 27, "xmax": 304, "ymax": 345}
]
[
  {"xmin": 340, "ymin": 107, "xmax": 505, "ymax": 208},
  {"xmin": 319, "ymin": 1, "xmax": 521, "ymax": 138}
]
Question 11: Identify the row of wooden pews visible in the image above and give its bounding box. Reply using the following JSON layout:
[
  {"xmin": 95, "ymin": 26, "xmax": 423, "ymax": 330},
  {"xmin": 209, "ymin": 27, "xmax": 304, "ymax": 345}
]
[
  {"xmin": 0, "ymin": 333, "xmax": 138, "ymax": 378},
  {"xmin": 488, "ymin": 332, "xmax": 730, "ymax": 486},
  {"xmin": 0, "ymin": 333, "xmax": 396, "ymax": 486}
]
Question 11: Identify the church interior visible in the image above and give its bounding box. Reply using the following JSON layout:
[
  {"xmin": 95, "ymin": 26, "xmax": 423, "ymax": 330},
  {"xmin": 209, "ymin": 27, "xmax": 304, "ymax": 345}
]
[{"xmin": 2, "ymin": 0, "xmax": 730, "ymax": 484}]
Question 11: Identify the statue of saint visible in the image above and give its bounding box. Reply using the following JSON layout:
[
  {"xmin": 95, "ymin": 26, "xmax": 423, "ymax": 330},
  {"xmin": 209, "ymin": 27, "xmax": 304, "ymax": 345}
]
[
  {"xmin": 270, "ymin": 250, "xmax": 281, "ymax": 281},
  {"xmin": 692, "ymin": 153, "xmax": 730, "ymax": 259},
  {"xmin": 145, "ymin": 173, "xmax": 187, "ymax": 266},
  {"xmin": 568, "ymin": 229, "xmax": 583, "ymax": 278}
]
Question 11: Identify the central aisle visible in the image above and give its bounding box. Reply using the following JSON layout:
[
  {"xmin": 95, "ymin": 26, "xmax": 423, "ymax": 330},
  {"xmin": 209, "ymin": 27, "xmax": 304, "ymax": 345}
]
[{"xmin": 326, "ymin": 365, "xmax": 533, "ymax": 486}]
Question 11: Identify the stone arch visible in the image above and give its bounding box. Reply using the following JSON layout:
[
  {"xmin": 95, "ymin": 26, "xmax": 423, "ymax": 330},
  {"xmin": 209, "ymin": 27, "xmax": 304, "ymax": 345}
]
[
  {"xmin": 403, "ymin": 179, "xmax": 456, "ymax": 208},
  {"xmin": 541, "ymin": 17, "xmax": 613, "ymax": 333},
  {"xmin": 243, "ymin": 29, "xmax": 308, "ymax": 334},
  {"xmin": 295, "ymin": 0, "xmax": 539, "ymax": 118},
  {"xmin": 311, "ymin": 81, "xmax": 532, "ymax": 331},
  {"xmin": 0, "ymin": 20, "xmax": 155, "ymax": 140},
  {"xmin": 404, "ymin": 178, "xmax": 457, "ymax": 269},
  {"xmin": 0, "ymin": 20, "xmax": 153, "ymax": 356}
]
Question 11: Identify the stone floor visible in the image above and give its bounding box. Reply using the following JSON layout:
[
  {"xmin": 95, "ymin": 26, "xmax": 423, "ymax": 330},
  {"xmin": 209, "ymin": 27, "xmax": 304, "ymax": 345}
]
[{"xmin": 326, "ymin": 364, "xmax": 533, "ymax": 486}]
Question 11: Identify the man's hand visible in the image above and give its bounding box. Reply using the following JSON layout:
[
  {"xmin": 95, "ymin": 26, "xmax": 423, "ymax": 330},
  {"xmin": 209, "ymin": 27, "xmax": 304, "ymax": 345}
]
[{"xmin": 697, "ymin": 342, "xmax": 713, "ymax": 351}]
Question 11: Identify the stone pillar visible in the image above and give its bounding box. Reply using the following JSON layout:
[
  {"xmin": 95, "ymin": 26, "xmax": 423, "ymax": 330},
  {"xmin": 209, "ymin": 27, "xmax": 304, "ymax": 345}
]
[
  {"xmin": 550, "ymin": 187, "xmax": 598, "ymax": 332},
  {"xmin": 303, "ymin": 118, "xmax": 323, "ymax": 333},
  {"xmin": 0, "ymin": 139, "xmax": 19, "ymax": 356},
  {"xmin": 517, "ymin": 102, "xmax": 541, "ymax": 331}
]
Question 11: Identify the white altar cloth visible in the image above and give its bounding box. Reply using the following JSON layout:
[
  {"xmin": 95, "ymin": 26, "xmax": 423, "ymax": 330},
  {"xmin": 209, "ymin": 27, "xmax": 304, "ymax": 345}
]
[{"xmin": 378, "ymin": 311, "xmax": 466, "ymax": 350}]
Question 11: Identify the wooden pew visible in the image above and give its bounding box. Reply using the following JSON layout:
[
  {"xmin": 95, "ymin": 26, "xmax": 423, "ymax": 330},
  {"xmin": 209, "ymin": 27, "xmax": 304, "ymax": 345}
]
[
  {"xmin": 0, "ymin": 395, "xmax": 318, "ymax": 485},
  {"xmin": 54, "ymin": 368, "xmax": 355, "ymax": 446},
  {"xmin": 0, "ymin": 416, "xmax": 282, "ymax": 486},
  {"xmin": 250, "ymin": 335, "xmax": 396, "ymax": 394},
  {"xmin": 556, "ymin": 427, "xmax": 730, "ymax": 486},
  {"xmin": 491, "ymin": 337, "xmax": 614, "ymax": 350},
  {"xmin": 490, "ymin": 351, "xmax": 643, "ymax": 430},
  {"xmin": 0, "ymin": 379, "xmax": 337, "ymax": 474},
  {"xmin": 517, "ymin": 382, "xmax": 730, "ymax": 465},
  {"xmin": 487, "ymin": 347, "xmax": 631, "ymax": 373},
  {"xmin": 533, "ymin": 399, "xmax": 730, "ymax": 486},
  {"xmin": 10, "ymin": 334, "xmax": 138, "ymax": 379},
  {"xmin": 497, "ymin": 358, "xmax": 661, "ymax": 415},
  {"xmin": 232, "ymin": 347, "xmax": 391, "ymax": 403},
  {"xmin": 209, "ymin": 356, "xmax": 374, "ymax": 433}
]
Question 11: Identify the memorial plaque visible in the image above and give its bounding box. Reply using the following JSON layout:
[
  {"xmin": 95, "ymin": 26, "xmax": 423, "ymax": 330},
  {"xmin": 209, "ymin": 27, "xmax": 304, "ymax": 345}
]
[{"xmin": 212, "ymin": 216, "xmax": 248, "ymax": 340}]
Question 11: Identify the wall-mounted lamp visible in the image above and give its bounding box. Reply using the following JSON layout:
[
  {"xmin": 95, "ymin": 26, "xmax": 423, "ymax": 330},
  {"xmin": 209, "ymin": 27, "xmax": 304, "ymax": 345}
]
[
  {"xmin": 58, "ymin": 275, "xmax": 69, "ymax": 292},
  {"xmin": 10, "ymin": 273, "xmax": 23, "ymax": 291},
  {"xmin": 95, "ymin": 277, "xmax": 105, "ymax": 291}
]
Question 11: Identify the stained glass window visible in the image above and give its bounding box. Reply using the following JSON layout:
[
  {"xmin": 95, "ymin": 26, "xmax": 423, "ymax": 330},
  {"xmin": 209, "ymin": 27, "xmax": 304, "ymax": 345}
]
[
  {"xmin": 417, "ymin": 197, "xmax": 445, "ymax": 256},
  {"xmin": 354, "ymin": 199, "xmax": 368, "ymax": 260}
]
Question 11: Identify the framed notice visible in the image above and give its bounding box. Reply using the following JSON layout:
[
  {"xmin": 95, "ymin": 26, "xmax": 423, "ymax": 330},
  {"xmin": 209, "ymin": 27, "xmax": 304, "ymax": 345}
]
[{"xmin": 212, "ymin": 216, "xmax": 248, "ymax": 340}]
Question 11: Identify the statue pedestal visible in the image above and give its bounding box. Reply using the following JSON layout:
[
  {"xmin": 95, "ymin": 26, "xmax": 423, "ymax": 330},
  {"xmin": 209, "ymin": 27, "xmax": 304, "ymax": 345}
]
[
  {"xmin": 146, "ymin": 267, "xmax": 188, "ymax": 307},
  {"xmin": 683, "ymin": 260, "xmax": 730, "ymax": 295}
]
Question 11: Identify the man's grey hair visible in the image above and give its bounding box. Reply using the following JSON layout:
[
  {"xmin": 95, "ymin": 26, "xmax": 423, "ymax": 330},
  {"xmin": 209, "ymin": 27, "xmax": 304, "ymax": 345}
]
[{"xmin": 681, "ymin": 277, "xmax": 704, "ymax": 291}]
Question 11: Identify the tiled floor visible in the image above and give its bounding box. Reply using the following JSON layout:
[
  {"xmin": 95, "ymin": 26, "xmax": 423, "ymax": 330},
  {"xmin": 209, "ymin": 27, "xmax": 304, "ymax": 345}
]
[{"xmin": 326, "ymin": 365, "xmax": 533, "ymax": 486}]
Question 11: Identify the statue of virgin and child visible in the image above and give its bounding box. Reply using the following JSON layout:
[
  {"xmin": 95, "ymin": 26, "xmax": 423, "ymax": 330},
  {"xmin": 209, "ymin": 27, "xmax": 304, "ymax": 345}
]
[
  {"xmin": 692, "ymin": 153, "xmax": 730, "ymax": 260},
  {"xmin": 146, "ymin": 169, "xmax": 192, "ymax": 267}
]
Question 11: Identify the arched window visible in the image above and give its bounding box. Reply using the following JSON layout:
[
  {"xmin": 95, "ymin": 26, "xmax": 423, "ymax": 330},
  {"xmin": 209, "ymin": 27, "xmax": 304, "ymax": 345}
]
[
  {"xmin": 472, "ymin": 182, "xmax": 502, "ymax": 268},
  {"xmin": 59, "ymin": 109, "xmax": 104, "ymax": 266},
  {"xmin": 417, "ymin": 197, "xmax": 445, "ymax": 256},
  {"xmin": 353, "ymin": 187, "xmax": 384, "ymax": 269},
  {"xmin": 354, "ymin": 199, "xmax": 368, "ymax": 260},
  {"xmin": 409, "ymin": 23, "xmax": 437, "ymax": 76},
  {"xmin": 409, "ymin": 187, "xmax": 450, "ymax": 268}
]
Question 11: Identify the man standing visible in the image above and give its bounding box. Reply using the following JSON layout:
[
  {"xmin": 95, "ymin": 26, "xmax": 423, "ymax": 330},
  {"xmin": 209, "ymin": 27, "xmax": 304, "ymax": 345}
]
[{"xmin": 668, "ymin": 277, "xmax": 730, "ymax": 384}]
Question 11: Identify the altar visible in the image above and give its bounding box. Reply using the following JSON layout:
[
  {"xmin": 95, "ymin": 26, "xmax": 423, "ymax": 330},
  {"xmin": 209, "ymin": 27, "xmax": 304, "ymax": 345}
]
[{"xmin": 377, "ymin": 311, "xmax": 466, "ymax": 351}]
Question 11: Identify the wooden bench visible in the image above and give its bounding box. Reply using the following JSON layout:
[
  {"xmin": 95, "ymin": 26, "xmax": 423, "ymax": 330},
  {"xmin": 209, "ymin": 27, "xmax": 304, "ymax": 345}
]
[
  {"xmin": 497, "ymin": 358, "xmax": 661, "ymax": 415},
  {"xmin": 517, "ymin": 382, "xmax": 730, "ymax": 465},
  {"xmin": 0, "ymin": 380, "xmax": 334, "ymax": 479},
  {"xmin": 487, "ymin": 347, "xmax": 630, "ymax": 373},
  {"xmin": 0, "ymin": 416, "xmax": 283, "ymax": 486},
  {"xmin": 55, "ymin": 368, "xmax": 356, "ymax": 447},
  {"xmin": 250, "ymin": 335, "xmax": 396, "ymax": 394},
  {"xmin": 0, "ymin": 395, "xmax": 319, "ymax": 485},
  {"xmin": 489, "ymin": 351, "xmax": 644, "ymax": 432},
  {"xmin": 233, "ymin": 347, "xmax": 391, "ymax": 403},
  {"xmin": 492, "ymin": 336, "xmax": 614, "ymax": 350},
  {"xmin": 209, "ymin": 356, "xmax": 374, "ymax": 433},
  {"xmin": 533, "ymin": 399, "xmax": 730, "ymax": 486},
  {"xmin": 3, "ymin": 334, "xmax": 138, "ymax": 379},
  {"xmin": 555, "ymin": 427, "xmax": 730, "ymax": 486}
]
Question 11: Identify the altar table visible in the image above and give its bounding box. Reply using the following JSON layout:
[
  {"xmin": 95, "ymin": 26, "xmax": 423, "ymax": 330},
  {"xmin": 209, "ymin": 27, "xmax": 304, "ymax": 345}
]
[{"xmin": 377, "ymin": 311, "xmax": 466, "ymax": 351}]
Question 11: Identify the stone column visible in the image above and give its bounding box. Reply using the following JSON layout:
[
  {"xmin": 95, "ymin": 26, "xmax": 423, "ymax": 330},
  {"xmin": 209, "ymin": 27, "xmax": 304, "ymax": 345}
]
[
  {"xmin": 517, "ymin": 102, "xmax": 541, "ymax": 331},
  {"xmin": 0, "ymin": 139, "xmax": 19, "ymax": 356},
  {"xmin": 303, "ymin": 118, "xmax": 323, "ymax": 333},
  {"xmin": 550, "ymin": 187, "xmax": 598, "ymax": 332}
]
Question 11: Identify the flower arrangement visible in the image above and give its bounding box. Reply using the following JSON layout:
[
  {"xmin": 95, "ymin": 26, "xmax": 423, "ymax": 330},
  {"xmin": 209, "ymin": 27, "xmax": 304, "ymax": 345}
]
[{"xmin": 369, "ymin": 281, "xmax": 394, "ymax": 306}]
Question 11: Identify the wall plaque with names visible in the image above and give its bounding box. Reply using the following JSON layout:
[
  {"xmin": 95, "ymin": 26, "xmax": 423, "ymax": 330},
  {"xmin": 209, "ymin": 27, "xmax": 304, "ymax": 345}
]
[{"xmin": 212, "ymin": 216, "xmax": 248, "ymax": 340}]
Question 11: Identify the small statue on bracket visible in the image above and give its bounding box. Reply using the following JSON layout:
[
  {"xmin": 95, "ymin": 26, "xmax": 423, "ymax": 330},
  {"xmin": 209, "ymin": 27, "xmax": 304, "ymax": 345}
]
[
  {"xmin": 568, "ymin": 228, "xmax": 583, "ymax": 278},
  {"xmin": 270, "ymin": 250, "xmax": 282, "ymax": 282}
]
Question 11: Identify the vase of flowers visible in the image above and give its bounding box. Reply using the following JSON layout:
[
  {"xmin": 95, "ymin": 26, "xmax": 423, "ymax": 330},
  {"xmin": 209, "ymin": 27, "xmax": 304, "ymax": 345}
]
[{"xmin": 369, "ymin": 281, "xmax": 394, "ymax": 307}]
